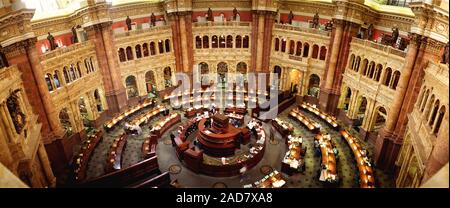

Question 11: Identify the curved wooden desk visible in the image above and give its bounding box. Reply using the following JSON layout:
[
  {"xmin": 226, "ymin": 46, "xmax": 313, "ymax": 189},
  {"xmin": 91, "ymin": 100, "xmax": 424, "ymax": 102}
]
[{"xmin": 197, "ymin": 118, "xmax": 242, "ymax": 157}]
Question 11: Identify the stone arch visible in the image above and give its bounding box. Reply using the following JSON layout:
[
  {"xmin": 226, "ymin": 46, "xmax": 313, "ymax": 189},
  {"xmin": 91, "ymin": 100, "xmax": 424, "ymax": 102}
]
[
  {"xmin": 135, "ymin": 44, "xmax": 142, "ymax": 58},
  {"xmin": 236, "ymin": 35, "xmax": 242, "ymax": 48},
  {"xmin": 203, "ymin": 35, "xmax": 209, "ymax": 48},
  {"xmin": 45, "ymin": 73, "xmax": 54, "ymax": 92},
  {"xmin": 150, "ymin": 42, "xmax": 156, "ymax": 55},
  {"xmin": 339, "ymin": 86, "xmax": 352, "ymax": 111},
  {"xmin": 289, "ymin": 40, "xmax": 295, "ymax": 55},
  {"xmin": 126, "ymin": 46, "xmax": 133, "ymax": 60},
  {"xmin": 195, "ymin": 36, "xmax": 202, "ymax": 49},
  {"xmin": 311, "ymin": 44, "xmax": 319, "ymax": 59},
  {"xmin": 432, "ymin": 106, "xmax": 446, "ymax": 135},
  {"xmin": 118, "ymin": 48, "xmax": 126, "ymax": 62},
  {"xmin": 281, "ymin": 38, "xmax": 286, "ymax": 52},
  {"xmin": 374, "ymin": 64, "xmax": 383, "ymax": 82},
  {"xmin": 237, "ymin": 62, "xmax": 247, "ymax": 74},
  {"xmin": 319, "ymin": 46, "xmax": 327, "ymax": 60},
  {"xmin": 165, "ymin": 39, "xmax": 171, "ymax": 52},
  {"xmin": 303, "ymin": 42, "xmax": 310, "ymax": 57},
  {"xmin": 142, "ymin": 43, "xmax": 149, "ymax": 57},
  {"xmin": 371, "ymin": 106, "xmax": 387, "ymax": 131},
  {"xmin": 226, "ymin": 35, "xmax": 233, "ymax": 48},
  {"xmin": 78, "ymin": 96, "xmax": 93, "ymax": 127},
  {"xmin": 391, "ymin": 70, "xmax": 401, "ymax": 89},
  {"xmin": 212, "ymin": 35, "xmax": 218, "ymax": 48},
  {"xmin": 242, "ymin": 35, "xmax": 249, "ymax": 48},
  {"xmin": 296, "ymin": 41, "xmax": 302, "ymax": 56},
  {"xmin": 93, "ymin": 89, "xmax": 104, "ymax": 113},
  {"xmin": 53, "ymin": 70, "xmax": 61, "ymax": 88}
]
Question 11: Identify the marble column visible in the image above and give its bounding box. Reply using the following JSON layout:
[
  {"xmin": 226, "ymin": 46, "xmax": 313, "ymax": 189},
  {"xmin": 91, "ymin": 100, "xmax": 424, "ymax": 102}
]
[
  {"xmin": 37, "ymin": 143, "xmax": 56, "ymax": 187},
  {"xmin": 86, "ymin": 23, "xmax": 126, "ymax": 114}
]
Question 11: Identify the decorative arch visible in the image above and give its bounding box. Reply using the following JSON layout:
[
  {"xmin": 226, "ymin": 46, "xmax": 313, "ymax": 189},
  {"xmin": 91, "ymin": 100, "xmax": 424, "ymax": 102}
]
[
  {"xmin": 53, "ymin": 71, "xmax": 61, "ymax": 88},
  {"xmin": 164, "ymin": 67, "xmax": 173, "ymax": 87},
  {"xmin": 195, "ymin": 36, "xmax": 202, "ymax": 49},
  {"xmin": 237, "ymin": 62, "xmax": 247, "ymax": 74},
  {"xmin": 158, "ymin": 40, "xmax": 164, "ymax": 53},
  {"xmin": 212, "ymin": 35, "xmax": 218, "ymax": 48},
  {"xmin": 118, "ymin": 48, "xmax": 126, "ymax": 62},
  {"xmin": 372, "ymin": 106, "xmax": 387, "ymax": 131},
  {"xmin": 145, "ymin": 71, "xmax": 156, "ymax": 93},
  {"xmin": 391, "ymin": 71, "xmax": 401, "ymax": 89},
  {"xmin": 236, "ymin": 35, "xmax": 242, "ymax": 48},
  {"xmin": 165, "ymin": 39, "xmax": 171, "ymax": 52},
  {"xmin": 311, "ymin": 44, "xmax": 319, "ymax": 59},
  {"xmin": 433, "ymin": 106, "xmax": 446, "ymax": 134},
  {"xmin": 289, "ymin": 40, "xmax": 295, "ymax": 55},
  {"xmin": 59, "ymin": 108, "xmax": 73, "ymax": 136},
  {"xmin": 281, "ymin": 39, "xmax": 286, "ymax": 52},
  {"xmin": 126, "ymin": 46, "xmax": 134, "ymax": 60},
  {"xmin": 226, "ymin": 35, "xmax": 233, "ymax": 48},
  {"xmin": 319, "ymin": 46, "xmax": 327, "ymax": 60},
  {"xmin": 274, "ymin": 38, "xmax": 280, "ymax": 51},
  {"xmin": 94, "ymin": 89, "xmax": 104, "ymax": 112},
  {"xmin": 150, "ymin": 42, "xmax": 156, "ymax": 55},
  {"xmin": 374, "ymin": 64, "xmax": 383, "ymax": 82},
  {"xmin": 203, "ymin": 36, "xmax": 209, "ymax": 48},
  {"xmin": 45, "ymin": 74, "xmax": 54, "ymax": 92},
  {"xmin": 143, "ymin": 43, "xmax": 149, "ymax": 57},
  {"xmin": 135, "ymin": 44, "xmax": 142, "ymax": 58},
  {"xmin": 243, "ymin": 35, "xmax": 249, "ymax": 48},
  {"xmin": 296, "ymin": 41, "xmax": 302, "ymax": 56},
  {"xmin": 303, "ymin": 43, "xmax": 310, "ymax": 57}
]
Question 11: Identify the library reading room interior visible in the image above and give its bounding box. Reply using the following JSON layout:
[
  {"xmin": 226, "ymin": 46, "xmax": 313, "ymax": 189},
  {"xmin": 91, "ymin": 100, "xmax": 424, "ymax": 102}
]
[{"xmin": 0, "ymin": 0, "xmax": 448, "ymax": 188}]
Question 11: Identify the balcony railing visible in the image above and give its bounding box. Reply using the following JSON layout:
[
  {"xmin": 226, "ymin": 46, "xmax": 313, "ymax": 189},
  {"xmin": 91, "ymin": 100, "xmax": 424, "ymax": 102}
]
[
  {"xmin": 274, "ymin": 23, "xmax": 330, "ymax": 37},
  {"xmin": 114, "ymin": 25, "xmax": 171, "ymax": 38},
  {"xmin": 352, "ymin": 38, "xmax": 407, "ymax": 58},
  {"xmin": 192, "ymin": 21, "xmax": 251, "ymax": 27},
  {"xmin": 40, "ymin": 40, "xmax": 94, "ymax": 60}
]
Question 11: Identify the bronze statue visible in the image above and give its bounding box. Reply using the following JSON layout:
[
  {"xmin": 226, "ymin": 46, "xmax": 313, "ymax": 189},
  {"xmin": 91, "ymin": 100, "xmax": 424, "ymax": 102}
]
[
  {"xmin": 288, "ymin": 11, "xmax": 294, "ymax": 24},
  {"xmin": 207, "ymin": 8, "xmax": 213, "ymax": 21},
  {"xmin": 71, "ymin": 26, "xmax": 78, "ymax": 44},
  {"xmin": 312, "ymin": 12, "xmax": 319, "ymax": 29},
  {"xmin": 442, "ymin": 42, "xmax": 449, "ymax": 64},
  {"xmin": 391, "ymin": 27, "xmax": 399, "ymax": 46},
  {"xmin": 150, "ymin": 13, "xmax": 156, "ymax": 26},
  {"xmin": 47, "ymin": 32, "xmax": 57, "ymax": 50},
  {"xmin": 325, "ymin": 20, "xmax": 333, "ymax": 31},
  {"xmin": 126, "ymin": 16, "xmax": 132, "ymax": 30},
  {"xmin": 233, "ymin": 7, "xmax": 238, "ymax": 21},
  {"xmin": 367, "ymin": 24, "xmax": 374, "ymax": 40}
]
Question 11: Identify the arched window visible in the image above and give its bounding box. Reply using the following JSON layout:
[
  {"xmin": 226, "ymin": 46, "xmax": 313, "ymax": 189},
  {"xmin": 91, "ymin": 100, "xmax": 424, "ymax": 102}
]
[
  {"xmin": 150, "ymin": 42, "xmax": 156, "ymax": 55},
  {"xmin": 212, "ymin": 35, "xmax": 218, "ymax": 48},
  {"xmin": 428, "ymin": 100, "xmax": 440, "ymax": 127},
  {"xmin": 237, "ymin": 62, "xmax": 247, "ymax": 74},
  {"xmin": 196, "ymin": 36, "xmax": 202, "ymax": 49},
  {"xmin": 420, "ymin": 89, "xmax": 430, "ymax": 112},
  {"xmin": 296, "ymin": 41, "xmax": 302, "ymax": 56},
  {"xmin": 319, "ymin": 46, "xmax": 327, "ymax": 60},
  {"xmin": 118, "ymin": 48, "xmax": 126, "ymax": 62},
  {"xmin": 142, "ymin": 43, "xmax": 149, "ymax": 57},
  {"xmin": 158, "ymin": 40, "xmax": 164, "ymax": 53},
  {"xmin": 199, "ymin": 62, "xmax": 209, "ymax": 74},
  {"xmin": 361, "ymin": 59, "xmax": 369, "ymax": 75},
  {"xmin": 433, "ymin": 106, "xmax": 446, "ymax": 134},
  {"xmin": 54, "ymin": 71, "xmax": 61, "ymax": 88},
  {"xmin": 63, "ymin": 67, "xmax": 70, "ymax": 83},
  {"xmin": 94, "ymin": 89, "xmax": 103, "ymax": 112},
  {"xmin": 349, "ymin": 54, "xmax": 355, "ymax": 69},
  {"xmin": 85, "ymin": 59, "xmax": 91, "ymax": 73},
  {"xmin": 70, "ymin": 64, "xmax": 77, "ymax": 81},
  {"xmin": 354, "ymin": 56, "xmax": 361, "ymax": 72},
  {"xmin": 373, "ymin": 107, "xmax": 387, "ymax": 131},
  {"xmin": 219, "ymin": 35, "xmax": 226, "ymax": 48},
  {"xmin": 391, "ymin": 71, "xmax": 401, "ymax": 89},
  {"xmin": 164, "ymin": 67, "xmax": 172, "ymax": 87},
  {"xmin": 135, "ymin": 44, "xmax": 142, "ymax": 58},
  {"xmin": 242, "ymin": 35, "xmax": 249, "ymax": 48},
  {"xmin": 281, "ymin": 39, "xmax": 286, "ymax": 52},
  {"xmin": 126, "ymin": 46, "xmax": 134, "ymax": 60},
  {"xmin": 89, "ymin": 57, "xmax": 95, "ymax": 72},
  {"xmin": 303, "ymin": 43, "xmax": 309, "ymax": 57},
  {"xmin": 274, "ymin": 38, "xmax": 280, "ymax": 51},
  {"xmin": 312, "ymin": 44, "xmax": 319, "ymax": 59},
  {"xmin": 125, "ymin": 75, "xmax": 138, "ymax": 98},
  {"xmin": 217, "ymin": 62, "xmax": 228, "ymax": 79},
  {"xmin": 45, "ymin": 74, "xmax": 54, "ymax": 91},
  {"xmin": 165, "ymin": 39, "xmax": 171, "ymax": 52},
  {"xmin": 368, "ymin": 62, "xmax": 375, "ymax": 78},
  {"xmin": 203, "ymin": 36, "xmax": 209, "ymax": 48},
  {"xmin": 76, "ymin": 62, "xmax": 82, "ymax": 78},
  {"xmin": 374, "ymin": 64, "xmax": 383, "ymax": 82},
  {"xmin": 226, "ymin": 35, "xmax": 233, "ymax": 48},
  {"xmin": 384, "ymin": 67, "xmax": 392, "ymax": 86},
  {"xmin": 424, "ymin": 95, "xmax": 435, "ymax": 120},
  {"xmin": 289, "ymin": 40, "xmax": 295, "ymax": 55},
  {"xmin": 236, "ymin": 35, "xmax": 242, "ymax": 48}
]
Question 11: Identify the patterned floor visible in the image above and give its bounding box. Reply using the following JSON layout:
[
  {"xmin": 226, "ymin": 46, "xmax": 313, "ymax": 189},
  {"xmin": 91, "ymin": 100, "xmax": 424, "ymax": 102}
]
[{"xmin": 83, "ymin": 100, "xmax": 394, "ymax": 188}]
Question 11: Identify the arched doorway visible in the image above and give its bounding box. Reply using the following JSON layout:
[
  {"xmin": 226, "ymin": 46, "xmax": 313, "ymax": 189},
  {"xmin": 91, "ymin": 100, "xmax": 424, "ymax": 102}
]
[
  {"xmin": 144, "ymin": 71, "xmax": 156, "ymax": 94},
  {"xmin": 78, "ymin": 97, "xmax": 90, "ymax": 128},
  {"xmin": 307, "ymin": 74, "xmax": 320, "ymax": 98},
  {"xmin": 355, "ymin": 97, "xmax": 368, "ymax": 130},
  {"xmin": 340, "ymin": 87, "xmax": 352, "ymax": 112},
  {"xmin": 59, "ymin": 108, "xmax": 73, "ymax": 136},
  {"xmin": 199, "ymin": 62, "xmax": 209, "ymax": 84},
  {"xmin": 372, "ymin": 107, "xmax": 387, "ymax": 131},
  {"xmin": 164, "ymin": 67, "xmax": 172, "ymax": 87},
  {"xmin": 94, "ymin": 89, "xmax": 103, "ymax": 112},
  {"xmin": 236, "ymin": 62, "xmax": 247, "ymax": 85},
  {"xmin": 125, "ymin": 75, "xmax": 139, "ymax": 98}
]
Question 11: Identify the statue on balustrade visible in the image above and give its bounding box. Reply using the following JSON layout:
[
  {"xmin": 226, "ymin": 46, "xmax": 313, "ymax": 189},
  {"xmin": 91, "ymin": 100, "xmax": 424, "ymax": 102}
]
[
  {"xmin": 233, "ymin": 7, "xmax": 239, "ymax": 21},
  {"xmin": 391, "ymin": 27, "xmax": 399, "ymax": 46},
  {"xmin": 47, "ymin": 32, "xmax": 57, "ymax": 50},
  {"xmin": 325, "ymin": 20, "xmax": 333, "ymax": 31},
  {"xmin": 126, "ymin": 16, "xmax": 132, "ymax": 31},
  {"xmin": 150, "ymin": 13, "xmax": 156, "ymax": 27},
  {"xmin": 71, "ymin": 25, "xmax": 79, "ymax": 44},
  {"xmin": 367, "ymin": 24, "xmax": 374, "ymax": 41},
  {"xmin": 288, "ymin": 11, "xmax": 294, "ymax": 24},
  {"xmin": 207, "ymin": 8, "xmax": 213, "ymax": 21},
  {"xmin": 312, "ymin": 12, "xmax": 320, "ymax": 29},
  {"xmin": 442, "ymin": 42, "xmax": 449, "ymax": 64}
]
